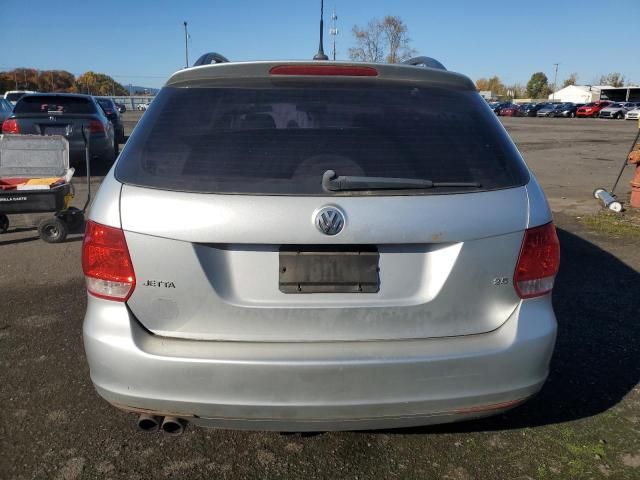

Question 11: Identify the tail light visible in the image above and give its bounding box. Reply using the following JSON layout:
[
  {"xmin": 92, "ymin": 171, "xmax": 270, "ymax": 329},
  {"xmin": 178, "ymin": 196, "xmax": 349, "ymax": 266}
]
[
  {"xmin": 82, "ymin": 221, "xmax": 136, "ymax": 301},
  {"xmin": 89, "ymin": 120, "xmax": 106, "ymax": 133},
  {"xmin": 514, "ymin": 222, "xmax": 560, "ymax": 299},
  {"xmin": 270, "ymin": 65, "xmax": 378, "ymax": 76},
  {"xmin": 2, "ymin": 119, "xmax": 19, "ymax": 134}
]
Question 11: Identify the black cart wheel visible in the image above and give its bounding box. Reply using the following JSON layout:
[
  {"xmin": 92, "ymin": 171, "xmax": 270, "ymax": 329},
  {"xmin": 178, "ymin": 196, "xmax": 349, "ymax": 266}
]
[
  {"xmin": 38, "ymin": 217, "xmax": 69, "ymax": 243},
  {"xmin": 0, "ymin": 214, "xmax": 9, "ymax": 234}
]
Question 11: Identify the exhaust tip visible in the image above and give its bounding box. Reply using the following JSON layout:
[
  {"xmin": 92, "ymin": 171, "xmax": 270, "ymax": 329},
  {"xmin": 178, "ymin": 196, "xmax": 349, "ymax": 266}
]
[
  {"xmin": 161, "ymin": 416, "xmax": 185, "ymax": 436},
  {"xmin": 137, "ymin": 414, "xmax": 161, "ymax": 432}
]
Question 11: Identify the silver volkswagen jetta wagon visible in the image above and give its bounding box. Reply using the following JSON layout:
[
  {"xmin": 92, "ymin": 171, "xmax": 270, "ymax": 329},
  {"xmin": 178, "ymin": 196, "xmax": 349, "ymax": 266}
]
[{"xmin": 82, "ymin": 55, "xmax": 560, "ymax": 432}]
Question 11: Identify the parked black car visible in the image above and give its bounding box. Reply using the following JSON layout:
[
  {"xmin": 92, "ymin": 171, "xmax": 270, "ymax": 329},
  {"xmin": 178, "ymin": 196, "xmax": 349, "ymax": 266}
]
[
  {"xmin": 551, "ymin": 103, "xmax": 583, "ymax": 118},
  {"xmin": 521, "ymin": 103, "xmax": 550, "ymax": 117},
  {"xmin": 95, "ymin": 97, "xmax": 125, "ymax": 146},
  {"xmin": 115, "ymin": 102, "xmax": 126, "ymax": 113},
  {"xmin": 2, "ymin": 93, "xmax": 116, "ymax": 167}
]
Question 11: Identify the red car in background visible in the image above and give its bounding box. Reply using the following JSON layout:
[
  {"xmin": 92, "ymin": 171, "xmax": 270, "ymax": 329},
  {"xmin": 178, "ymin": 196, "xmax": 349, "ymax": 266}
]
[
  {"xmin": 576, "ymin": 101, "xmax": 612, "ymax": 118},
  {"xmin": 499, "ymin": 104, "xmax": 521, "ymax": 116}
]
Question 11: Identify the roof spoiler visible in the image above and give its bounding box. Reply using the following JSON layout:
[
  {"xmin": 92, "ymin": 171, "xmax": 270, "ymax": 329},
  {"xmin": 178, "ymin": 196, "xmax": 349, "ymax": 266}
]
[
  {"xmin": 402, "ymin": 56, "xmax": 446, "ymax": 71},
  {"xmin": 193, "ymin": 52, "xmax": 230, "ymax": 67}
]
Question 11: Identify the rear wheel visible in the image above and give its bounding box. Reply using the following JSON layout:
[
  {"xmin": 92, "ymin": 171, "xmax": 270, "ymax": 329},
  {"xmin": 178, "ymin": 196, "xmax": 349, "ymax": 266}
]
[
  {"xmin": 38, "ymin": 217, "xmax": 68, "ymax": 243},
  {"xmin": 616, "ymin": 112, "xmax": 624, "ymax": 119},
  {"xmin": 0, "ymin": 214, "xmax": 9, "ymax": 234}
]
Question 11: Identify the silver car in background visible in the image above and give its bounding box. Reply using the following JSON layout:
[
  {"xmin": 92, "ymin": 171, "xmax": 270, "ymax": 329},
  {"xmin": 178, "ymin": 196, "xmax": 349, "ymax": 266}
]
[
  {"xmin": 599, "ymin": 102, "xmax": 637, "ymax": 119},
  {"xmin": 82, "ymin": 57, "xmax": 560, "ymax": 432}
]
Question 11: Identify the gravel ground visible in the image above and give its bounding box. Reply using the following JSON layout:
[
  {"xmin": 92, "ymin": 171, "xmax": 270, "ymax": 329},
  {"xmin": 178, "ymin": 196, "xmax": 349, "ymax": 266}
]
[{"xmin": 1, "ymin": 114, "xmax": 639, "ymax": 480}]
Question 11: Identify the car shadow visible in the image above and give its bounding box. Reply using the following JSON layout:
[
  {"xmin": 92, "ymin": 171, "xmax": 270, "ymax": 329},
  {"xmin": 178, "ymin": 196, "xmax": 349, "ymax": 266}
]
[
  {"xmin": 383, "ymin": 226, "xmax": 640, "ymax": 434},
  {"xmin": 0, "ymin": 234, "xmax": 84, "ymax": 247},
  {"xmin": 0, "ymin": 221, "xmax": 85, "ymax": 246}
]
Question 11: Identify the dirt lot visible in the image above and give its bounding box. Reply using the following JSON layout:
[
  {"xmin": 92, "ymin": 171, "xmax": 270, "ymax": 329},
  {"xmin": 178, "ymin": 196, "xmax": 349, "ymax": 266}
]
[{"xmin": 1, "ymin": 115, "xmax": 639, "ymax": 479}]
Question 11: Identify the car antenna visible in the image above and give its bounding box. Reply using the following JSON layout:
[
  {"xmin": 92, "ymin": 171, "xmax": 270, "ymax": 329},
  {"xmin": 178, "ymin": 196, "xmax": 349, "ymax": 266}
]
[{"xmin": 313, "ymin": 0, "xmax": 329, "ymax": 60}]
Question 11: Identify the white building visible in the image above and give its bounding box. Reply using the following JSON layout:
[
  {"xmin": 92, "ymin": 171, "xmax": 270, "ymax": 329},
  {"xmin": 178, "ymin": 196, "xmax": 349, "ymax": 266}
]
[
  {"xmin": 479, "ymin": 91, "xmax": 497, "ymax": 101},
  {"xmin": 548, "ymin": 85, "xmax": 607, "ymax": 103}
]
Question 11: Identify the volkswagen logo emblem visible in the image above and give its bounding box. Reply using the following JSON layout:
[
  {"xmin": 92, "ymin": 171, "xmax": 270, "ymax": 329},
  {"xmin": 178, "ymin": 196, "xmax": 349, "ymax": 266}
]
[{"xmin": 314, "ymin": 206, "xmax": 345, "ymax": 236}]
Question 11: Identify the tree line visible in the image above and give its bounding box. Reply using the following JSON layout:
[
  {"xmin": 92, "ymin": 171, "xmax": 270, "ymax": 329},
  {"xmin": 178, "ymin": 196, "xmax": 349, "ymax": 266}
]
[
  {"xmin": 0, "ymin": 68, "xmax": 129, "ymax": 96},
  {"xmin": 476, "ymin": 71, "xmax": 629, "ymax": 100}
]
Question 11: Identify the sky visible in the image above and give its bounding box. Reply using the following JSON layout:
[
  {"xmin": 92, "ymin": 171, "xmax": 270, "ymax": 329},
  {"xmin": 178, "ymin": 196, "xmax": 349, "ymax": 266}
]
[{"xmin": 1, "ymin": 0, "xmax": 639, "ymax": 90}]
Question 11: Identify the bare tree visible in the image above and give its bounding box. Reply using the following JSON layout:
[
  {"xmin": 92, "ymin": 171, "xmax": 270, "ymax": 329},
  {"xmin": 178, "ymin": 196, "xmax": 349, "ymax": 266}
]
[
  {"xmin": 349, "ymin": 16, "xmax": 416, "ymax": 63},
  {"xmin": 381, "ymin": 16, "xmax": 416, "ymax": 63},
  {"xmin": 348, "ymin": 20, "xmax": 385, "ymax": 63},
  {"xmin": 562, "ymin": 73, "xmax": 578, "ymax": 88},
  {"xmin": 599, "ymin": 72, "xmax": 626, "ymax": 87}
]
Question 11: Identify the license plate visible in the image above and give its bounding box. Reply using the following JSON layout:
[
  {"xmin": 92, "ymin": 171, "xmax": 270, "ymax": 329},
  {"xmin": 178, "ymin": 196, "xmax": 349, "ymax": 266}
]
[
  {"xmin": 45, "ymin": 126, "xmax": 67, "ymax": 136},
  {"xmin": 279, "ymin": 247, "xmax": 380, "ymax": 294}
]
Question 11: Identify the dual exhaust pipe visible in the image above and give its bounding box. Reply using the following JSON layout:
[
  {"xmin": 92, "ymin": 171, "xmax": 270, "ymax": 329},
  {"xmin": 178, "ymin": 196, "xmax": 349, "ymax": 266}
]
[{"xmin": 137, "ymin": 414, "xmax": 185, "ymax": 435}]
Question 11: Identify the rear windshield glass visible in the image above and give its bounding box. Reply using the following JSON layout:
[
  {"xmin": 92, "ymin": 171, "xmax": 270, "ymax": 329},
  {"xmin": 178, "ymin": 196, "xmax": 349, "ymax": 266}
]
[
  {"xmin": 14, "ymin": 96, "xmax": 96, "ymax": 115},
  {"xmin": 116, "ymin": 82, "xmax": 529, "ymax": 195}
]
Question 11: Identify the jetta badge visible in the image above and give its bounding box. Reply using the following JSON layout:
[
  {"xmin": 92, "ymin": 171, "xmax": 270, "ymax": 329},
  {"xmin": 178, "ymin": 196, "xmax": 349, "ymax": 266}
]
[{"xmin": 314, "ymin": 206, "xmax": 345, "ymax": 236}]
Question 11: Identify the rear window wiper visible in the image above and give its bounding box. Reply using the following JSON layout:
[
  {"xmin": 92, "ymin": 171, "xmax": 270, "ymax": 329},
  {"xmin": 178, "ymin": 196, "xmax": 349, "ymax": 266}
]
[{"xmin": 322, "ymin": 170, "xmax": 481, "ymax": 192}]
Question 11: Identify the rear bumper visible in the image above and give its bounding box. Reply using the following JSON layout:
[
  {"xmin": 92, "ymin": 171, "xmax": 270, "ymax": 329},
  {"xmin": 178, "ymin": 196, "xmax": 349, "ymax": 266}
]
[{"xmin": 83, "ymin": 296, "xmax": 557, "ymax": 431}]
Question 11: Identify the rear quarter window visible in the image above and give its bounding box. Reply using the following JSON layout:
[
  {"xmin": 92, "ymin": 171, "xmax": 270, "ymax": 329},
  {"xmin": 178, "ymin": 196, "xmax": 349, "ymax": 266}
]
[{"xmin": 116, "ymin": 80, "xmax": 530, "ymax": 195}]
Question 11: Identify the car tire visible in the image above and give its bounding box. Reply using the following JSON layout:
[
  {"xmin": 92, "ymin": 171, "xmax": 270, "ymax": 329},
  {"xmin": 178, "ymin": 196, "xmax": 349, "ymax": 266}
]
[
  {"xmin": 0, "ymin": 214, "xmax": 9, "ymax": 234},
  {"xmin": 38, "ymin": 217, "xmax": 68, "ymax": 243},
  {"xmin": 616, "ymin": 112, "xmax": 624, "ymax": 119}
]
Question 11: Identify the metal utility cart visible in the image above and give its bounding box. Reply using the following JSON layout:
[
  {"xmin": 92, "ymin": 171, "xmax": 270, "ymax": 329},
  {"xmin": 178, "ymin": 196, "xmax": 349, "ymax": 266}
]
[{"xmin": 0, "ymin": 132, "xmax": 91, "ymax": 243}]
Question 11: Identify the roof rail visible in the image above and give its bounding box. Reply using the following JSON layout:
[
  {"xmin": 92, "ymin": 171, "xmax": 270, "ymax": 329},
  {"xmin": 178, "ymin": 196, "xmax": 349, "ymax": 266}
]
[
  {"xmin": 192, "ymin": 52, "xmax": 230, "ymax": 67},
  {"xmin": 402, "ymin": 56, "xmax": 446, "ymax": 71}
]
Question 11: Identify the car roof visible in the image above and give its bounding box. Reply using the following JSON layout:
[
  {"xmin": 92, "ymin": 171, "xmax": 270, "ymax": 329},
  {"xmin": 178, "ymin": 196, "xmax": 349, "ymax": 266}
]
[
  {"xmin": 21, "ymin": 92, "xmax": 96, "ymax": 100},
  {"xmin": 165, "ymin": 60, "xmax": 476, "ymax": 91}
]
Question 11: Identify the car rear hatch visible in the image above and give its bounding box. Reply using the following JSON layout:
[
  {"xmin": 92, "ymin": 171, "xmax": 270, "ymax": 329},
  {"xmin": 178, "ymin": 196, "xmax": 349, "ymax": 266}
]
[{"xmin": 114, "ymin": 62, "xmax": 532, "ymax": 342}]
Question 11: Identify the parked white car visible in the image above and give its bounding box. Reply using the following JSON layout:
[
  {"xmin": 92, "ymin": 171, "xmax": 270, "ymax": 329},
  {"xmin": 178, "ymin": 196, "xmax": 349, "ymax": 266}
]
[
  {"xmin": 625, "ymin": 106, "xmax": 640, "ymax": 121},
  {"xmin": 137, "ymin": 103, "xmax": 150, "ymax": 111}
]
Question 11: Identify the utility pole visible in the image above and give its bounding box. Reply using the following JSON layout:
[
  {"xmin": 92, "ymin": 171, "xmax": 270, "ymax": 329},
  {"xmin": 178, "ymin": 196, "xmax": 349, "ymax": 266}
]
[
  {"xmin": 50, "ymin": 71, "xmax": 54, "ymax": 92},
  {"xmin": 183, "ymin": 21, "xmax": 189, "ymax": 68},
  {"xmin": 14, "ymin": 71, "xmax": 18, "ymax": 89},
  {"xmin": 330, "ymin": 8, "xmax": 338, "ymax": 61},
  {"xmin": 552, "ymin": 63, "xmax": 559, "ymax": 102}
]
